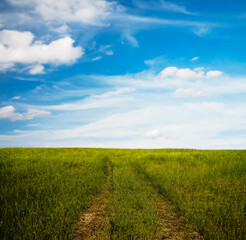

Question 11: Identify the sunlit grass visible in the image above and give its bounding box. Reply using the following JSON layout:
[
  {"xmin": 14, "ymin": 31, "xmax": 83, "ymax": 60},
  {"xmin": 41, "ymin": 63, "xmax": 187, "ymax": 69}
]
[
  {"xmin": 0, "ymin": 148, "xmax": 245, "ymax": 239},
  {"xmin": 0, "ymin": 148, "xmax": 108, "ymax": 239},
  {"xmin": 110, "ymin": 155, "xmax": 159, "ymax": 239},
  {"xmin": 131, "ymin": 149, "xmax": 246, "ymax": 240}
]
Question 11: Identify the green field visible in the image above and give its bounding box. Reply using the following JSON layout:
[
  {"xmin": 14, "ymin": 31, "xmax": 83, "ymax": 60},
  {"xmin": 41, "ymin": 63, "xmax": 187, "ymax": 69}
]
[{"xmin": 0, "ymin": 148, "xmax": 245, "ymax": 239}]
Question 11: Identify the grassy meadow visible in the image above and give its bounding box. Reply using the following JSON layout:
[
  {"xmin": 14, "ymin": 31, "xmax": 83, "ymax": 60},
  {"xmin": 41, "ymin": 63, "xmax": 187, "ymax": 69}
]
[{"xmin": 0, "ymin": 148, "xmax": 245, "ymax": 239}]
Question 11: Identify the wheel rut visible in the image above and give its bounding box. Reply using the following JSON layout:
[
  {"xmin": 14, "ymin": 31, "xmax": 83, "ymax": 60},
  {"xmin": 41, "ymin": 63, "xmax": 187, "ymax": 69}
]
[
  {"xmin": 156, "ymin": 198, "xmax": 203, "ymax": 240},
  {"xmin": 72, "ymin": 163, "xmax": 112, "ymax": 240},
  {"xmin": 73, "ymin": 162, "xmax": 203, "ymax": 240},
  {"xmin": 132, "ymin": 165, "xmax": 203, "ymax": 240}
]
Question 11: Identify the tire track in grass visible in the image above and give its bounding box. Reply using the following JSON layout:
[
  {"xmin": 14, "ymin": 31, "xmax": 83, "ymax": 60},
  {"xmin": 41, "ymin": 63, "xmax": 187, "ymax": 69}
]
[
  {"xmin": 72, "ymin": 157, "xmax": 202, "ymax": 239},
  {"xmin": 156, "ymin": 198, "xmax": 203, "ymax": 240},
  {"xmin": 72, "ymin": 162, "xmax": 112, "ymax": 240},
  {"xmin": 110, "ymin": 161, "xmax": 159, "ymax": 239},
  {"xmin": 132, "ymin": 164, "xmax": 203, "ymax": 240}
]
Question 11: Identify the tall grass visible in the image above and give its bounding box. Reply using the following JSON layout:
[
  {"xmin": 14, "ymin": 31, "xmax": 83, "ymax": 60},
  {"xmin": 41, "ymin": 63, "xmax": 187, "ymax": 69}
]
[
  {"xmin": 1, "ymin": 148, "xmax": 245, "ymax": 239},
  {"xmin": 0, "ymin": 148, "xmax": 108, "ymax": 240},
  {"xmin": 132, "ymin": 149, "xmax": 246, "ymax": 240},
  {"xmin": 110, "ymin": 153, "xmax": 159, "ymax": 239}
]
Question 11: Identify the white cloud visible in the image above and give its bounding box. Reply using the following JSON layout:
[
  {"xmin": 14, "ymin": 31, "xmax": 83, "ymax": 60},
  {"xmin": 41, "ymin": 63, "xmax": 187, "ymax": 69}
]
[
  {"xmin": 42, "ymin": 87, "xmax": 135, "ymax": 111},
  {"xmin": 0, "ymin": 11, "xmax": 32, "ymax": 29},
  {"xmin": 25, "ymin": 109, "xmax": 51, "ymax": 120},
  {"xmin": 0, "ymin": 30, "xmax": 83, "ymax": 73},
  {"xmin": 191, "ymin": 56, "xmax": 199, "ymax": 61},
  {"xmin": 105, "ymin": 50, "xmax": 114, "ymax": 55},
  {"xmin": 173, "ymin": 68, "xmax": 204, "ymax": 79},
  {"xmin": 160, "ymin": 0, "xmax": 193, "ymax": 15},
  {"xmin": 52, "ymin": 24, "xmax": 69, "ymax": 35},
  {"xmin": 175, "ymin": 88, "xmax": 203, "ymax": 98},
  {"xmin": 11, "ymin": 96, "xmax": 21, "ymax": 100},
  {"xmin": 44, "ymin": 97, "xmax": 130, "ymax": 111},
  {"xmin": 160, "ymin": 66, "xmax": 204, "ymax": 79},
  {"xmin": 0, "ymin": 105, "xmax": 50, "ymax": 121},
  {"xmin": 2, "ymin": 0, "xmax": 220, "ymax": 54},
  {"xmin": 98, "ymin": 44, "xmax": 114, "ymax": 55},
  {"xmin": 192, "ymin": 24, "xmax": 211, "ymax": 36},
  {"xmin": 2, "ymin": 102, "xmax": 246, "ymax": 148},
  {"xmin": 1, "ymin": 66, "xmax": 245, "ymax": 148},
  {"xmin": 92, "ymin": 56, "xmax": 103, "ymax": 61},
  {"xmin": 98, "ymin": 44, "xmax": 111, "ymax": 51},
  {"xmin": 97, "ymin": 87, "xmax": 135, "ymax": 98},
  {"xmin": 29, "ymin": 64, "xmax": 45, "ymax": 75},
  {"xmin": 133, "ymin": 0, "xmax": 194, "ymax": 15},
  {"xmin": 123, "ymin": 32, "xmax": 139, "ymax": 47},
  {"xmin": 0, "ymin": 106, "xmax": 21, "ymax": 120},
  {"xmin": 194, "ymin": 67, "xmax": 204, "ymax": 71},
  {"xmin": 0, "ymin": 63, "xmax": 15, "ymax": 72},
  {"xmin": 8, "ymin": 0, "xmax": 122, "ymax": 26},
  {"xmin": 144, "ymin": 129, "xmax": 161, "ymax": 139},
  {"xmin": 0, "ymin": 30, "xmax": 34, "ymax": 48},
  {"xmin": 2, "ymin": 0, "xmax": 219, "ymax": 51},
  {"xmin": 160, "ymin": 66, "xmax": 178, "ymax": 78},
  {"xmin": 28, "ymin": 123, "xmax": 41, "ymax": 127},
  {"xmin": 206, "ymin": 70, "xmax": 223, "ymax": 78},
  {"xmin": 160, "ymin": 66, "xmax": 222, "ymax": 79},
  {"xmin": 116, "ymin": 14, "xmax": 219, "ymax": 38}
]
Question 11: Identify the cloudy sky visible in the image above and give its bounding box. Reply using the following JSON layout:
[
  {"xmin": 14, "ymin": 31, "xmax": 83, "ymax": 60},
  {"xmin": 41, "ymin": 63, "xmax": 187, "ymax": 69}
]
[{"xmin": 0, "ymin": 0, "xmax": 246, "ymax": 148}]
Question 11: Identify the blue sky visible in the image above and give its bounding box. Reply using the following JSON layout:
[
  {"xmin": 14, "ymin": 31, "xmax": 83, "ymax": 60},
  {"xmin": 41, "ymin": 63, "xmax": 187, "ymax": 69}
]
[{"xmin": 0, "ymin": 0, "xmax": 246, "ymax": 148}]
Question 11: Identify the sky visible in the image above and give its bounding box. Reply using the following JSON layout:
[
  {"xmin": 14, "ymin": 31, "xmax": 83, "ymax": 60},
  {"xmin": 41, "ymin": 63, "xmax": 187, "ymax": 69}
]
[{"xmin": 0, "ymin": 0, "xmax": 246, "ymax": 148}]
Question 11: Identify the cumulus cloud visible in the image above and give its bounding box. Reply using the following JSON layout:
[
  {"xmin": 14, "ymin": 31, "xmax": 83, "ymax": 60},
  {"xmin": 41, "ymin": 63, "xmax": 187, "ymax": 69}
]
[
  {"xmin": 160, "ymin": 67, "xmax": 179, "ymax": 78},
  {"xmin": 1, "ymin": 68, "xmax": 246, "ymax": 148},
  {"xmin": 8, "ymin": 0, "xmax": 122, "ymax": 26},
  {"xmin": 0, "ymin": 30, "xmax": 34, "ymax": 48},
  {"xmin": 0, "ymin": 30, "xmax": 83, "ymax": 73},
  {"xmin": 144, "ymin": 129, "xmax": 162, "ymax": 139},
  {"xmin": 175, "ymin": 88, "xmax": 203, "ymax": 98},
  {"xmin": 0, "ymin": 105, "xmax": 50, "ymax": 121},
  {"xmin": 1, "ymin": 66, "xmax": 245, "ymax": 148},
  {"xmin": 206, "ymin": 70, "xmax": 223, "ymax": 78},
  {"xmin": 160, "ymin": 66, "xmax": 223, "ymax": 79},
  {"xmin": 160, "ymin": 66, "xmax": 204, "ymax": 79}
]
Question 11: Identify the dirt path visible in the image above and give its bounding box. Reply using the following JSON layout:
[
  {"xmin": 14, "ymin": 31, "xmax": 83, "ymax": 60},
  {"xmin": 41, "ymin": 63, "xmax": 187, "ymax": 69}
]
[
  {"xmin": 72, "ymin": 163, "xmax": 202, "ymax": 240},
  {"xmin": 156, "ymin": 198, "xmax": 203, "ymax": 240},
  {"xmin": 72, "ymin": 164, "xmax": 112, "ymax": 240},
  {"xmin": 132, "ymin": 166, "xmax": 203, "ymax": 240}
]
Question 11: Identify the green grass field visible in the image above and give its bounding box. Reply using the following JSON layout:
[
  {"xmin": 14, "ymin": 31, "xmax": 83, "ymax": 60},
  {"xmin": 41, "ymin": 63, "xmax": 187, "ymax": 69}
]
[{"xmin": 0, "ymin": 148, "xmax": 245, "ymax": 239}]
